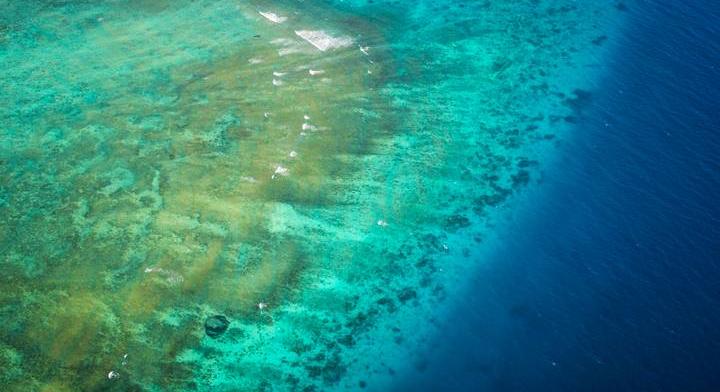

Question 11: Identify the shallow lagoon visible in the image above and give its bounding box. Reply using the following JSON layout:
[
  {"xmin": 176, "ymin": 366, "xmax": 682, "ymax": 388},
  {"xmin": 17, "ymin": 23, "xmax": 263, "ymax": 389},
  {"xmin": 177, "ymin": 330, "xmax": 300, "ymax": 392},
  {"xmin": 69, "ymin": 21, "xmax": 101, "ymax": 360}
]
[{"xmin": 0, "ymin": 1, "xmax": 622, "ymax": 390}]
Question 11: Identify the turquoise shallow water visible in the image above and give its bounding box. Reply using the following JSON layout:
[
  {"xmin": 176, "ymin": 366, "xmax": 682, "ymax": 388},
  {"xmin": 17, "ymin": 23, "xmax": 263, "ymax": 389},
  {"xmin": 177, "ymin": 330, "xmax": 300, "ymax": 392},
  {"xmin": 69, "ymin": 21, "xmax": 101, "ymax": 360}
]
[{"xmin": 0, "ymin": 1, "xmax": 623, "ymax": 390}]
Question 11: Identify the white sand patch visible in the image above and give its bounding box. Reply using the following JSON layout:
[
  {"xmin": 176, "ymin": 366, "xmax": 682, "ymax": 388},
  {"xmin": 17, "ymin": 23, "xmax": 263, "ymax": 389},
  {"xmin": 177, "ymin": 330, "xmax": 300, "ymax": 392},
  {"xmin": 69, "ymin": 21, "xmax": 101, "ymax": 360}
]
[
  {"xmin": 294, "ymin": 30, "xmax": 353, "ymax": 51},
  {"xmin": 258, "ymin": 11, "xmax": 287, "ymax": 24},
  {"xmin": 271, "ymin": 37, "xmax": 313, "ymax": 56},
  {"xmin": 270, "ymin": 38, "xmax": 294, "ymax": 45},
  {"xmin": 278, "ymin": 47, "xmax": 306, "ymax": 56}
]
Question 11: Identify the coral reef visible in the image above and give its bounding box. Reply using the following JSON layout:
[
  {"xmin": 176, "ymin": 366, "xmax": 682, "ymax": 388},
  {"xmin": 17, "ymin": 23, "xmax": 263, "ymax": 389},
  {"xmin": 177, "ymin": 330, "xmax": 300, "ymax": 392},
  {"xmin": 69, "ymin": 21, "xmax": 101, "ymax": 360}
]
[{"xmin": 0, "ymin": 0, "xmax": 621, "ymax": 390}]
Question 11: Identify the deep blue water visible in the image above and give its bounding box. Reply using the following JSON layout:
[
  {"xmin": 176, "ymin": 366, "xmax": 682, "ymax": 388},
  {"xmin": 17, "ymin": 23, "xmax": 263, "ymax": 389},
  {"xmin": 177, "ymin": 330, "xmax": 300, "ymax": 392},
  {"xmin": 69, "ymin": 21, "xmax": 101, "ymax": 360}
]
[{"xmin": 397, "ymin": 1, "xmax": 720, "ymax": 391}]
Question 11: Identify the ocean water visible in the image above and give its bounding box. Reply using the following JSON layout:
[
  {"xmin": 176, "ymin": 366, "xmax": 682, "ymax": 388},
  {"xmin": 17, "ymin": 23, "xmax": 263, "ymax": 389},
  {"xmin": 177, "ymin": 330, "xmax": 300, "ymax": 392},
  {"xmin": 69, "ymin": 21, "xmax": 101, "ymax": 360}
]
[
  {"xmin": 395, "ymin": 1, "xmax": 720, "ymax": 391},
  {"xmin": 0, "ymin": 0, "xmax": 716, "ymax": 391}
]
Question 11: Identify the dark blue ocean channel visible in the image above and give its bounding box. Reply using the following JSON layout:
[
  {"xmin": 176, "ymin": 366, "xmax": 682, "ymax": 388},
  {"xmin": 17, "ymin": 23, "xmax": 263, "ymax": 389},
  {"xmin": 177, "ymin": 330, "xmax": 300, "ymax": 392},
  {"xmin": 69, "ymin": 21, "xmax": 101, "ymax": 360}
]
[{"xmin": 395, "ymin": 2, "xmax": 720, "ymax": 391}]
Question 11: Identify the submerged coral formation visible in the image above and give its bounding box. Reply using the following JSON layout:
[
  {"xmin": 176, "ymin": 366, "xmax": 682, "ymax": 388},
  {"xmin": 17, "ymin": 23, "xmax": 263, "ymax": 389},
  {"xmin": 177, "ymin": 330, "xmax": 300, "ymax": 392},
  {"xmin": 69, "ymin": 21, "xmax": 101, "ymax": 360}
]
[{"xmin": 0, "ymin": 0, "xmax": 622, "ymax": 390}]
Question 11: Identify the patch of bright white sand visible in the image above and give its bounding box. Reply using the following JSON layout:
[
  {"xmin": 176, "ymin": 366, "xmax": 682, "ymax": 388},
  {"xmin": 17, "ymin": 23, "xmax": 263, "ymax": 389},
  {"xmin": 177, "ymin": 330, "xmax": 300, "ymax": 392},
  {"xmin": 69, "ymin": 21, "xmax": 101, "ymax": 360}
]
[
  {"xmin": 278, "ymin": 47, "xmax": 306, "ymax": 56},
  {"xmin": 294, "ymin": 30, "xmax": 353, "ymax": 52},
  {"xmin": 258, "ymin": 11, "xmax": 287, "ymax": 24},
  {"xmin": 271, "ymin": 37, "xmax": 313, "ymax": 56},
  {"xmin": 270, "ymin": 38, "xmax": 293, "ymax": 45}
]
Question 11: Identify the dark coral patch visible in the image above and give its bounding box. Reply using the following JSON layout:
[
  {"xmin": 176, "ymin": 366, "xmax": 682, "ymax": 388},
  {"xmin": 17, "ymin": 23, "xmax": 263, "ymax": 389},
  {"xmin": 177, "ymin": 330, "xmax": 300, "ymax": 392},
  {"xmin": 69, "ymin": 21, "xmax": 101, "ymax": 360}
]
[
  {"xmin": 444, "ymin": 214, "xmax": 471, "ymax": 231},
  {"xmin": 397, "ymin": 288, "xmax": 417, "ymax": 303},
  {"xmin": 563, "ymin": 88, "xmax": 593, "ymax": 113},
  {"xmin": 204, "ymin": 315, "xmax": 230, "ymax": 338}
]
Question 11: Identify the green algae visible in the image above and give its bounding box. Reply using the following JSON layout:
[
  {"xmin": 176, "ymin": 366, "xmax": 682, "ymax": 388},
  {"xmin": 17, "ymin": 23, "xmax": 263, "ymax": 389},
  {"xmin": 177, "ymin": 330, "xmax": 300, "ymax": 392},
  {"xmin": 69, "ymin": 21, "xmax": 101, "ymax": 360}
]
[{"xmin": 0, "ymin": 0, "xmax": 624, "ymax": 390}]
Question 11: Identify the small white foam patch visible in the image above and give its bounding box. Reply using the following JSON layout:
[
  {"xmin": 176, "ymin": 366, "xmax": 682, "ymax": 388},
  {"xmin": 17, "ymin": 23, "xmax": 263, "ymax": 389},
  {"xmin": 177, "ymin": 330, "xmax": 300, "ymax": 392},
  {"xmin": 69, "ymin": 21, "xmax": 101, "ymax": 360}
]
[
  {"xmin": 259, "ymin": 11, "xmax": 287, "ymax": 24},
  {"xmin": 144, "ymin": 266, "xmax": 185, "ymax": 286},
  {"xmin": 272, "ymin": 165, "xmax": 289, "ymax": 179},
  {"xmin": 309, "ymin": 69, "xmax": 325, "ymax": 76},
  {"xmin": 248, "ymin": 57, "xmax": 263, "ymax": 64},
  {"xmin": 294, "ymin": 30, "xmax": 353, "ymax": 52},
  {"xmin": 272, "ymin": 79, "xmax": 284, "ymax": 86}
]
